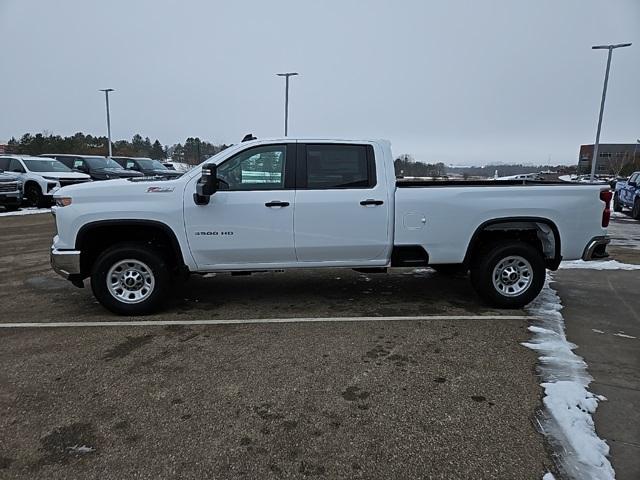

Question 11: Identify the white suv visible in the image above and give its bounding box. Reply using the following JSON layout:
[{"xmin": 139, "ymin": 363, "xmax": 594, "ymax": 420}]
[{"xmin": 0, "ymin": 155, "xmax": 91, "ymax": 207}]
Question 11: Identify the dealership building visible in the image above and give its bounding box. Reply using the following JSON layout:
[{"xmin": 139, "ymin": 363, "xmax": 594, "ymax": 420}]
[{"xmin": 577, "ymin": 143, "xmax": 639, "ymax": 175}]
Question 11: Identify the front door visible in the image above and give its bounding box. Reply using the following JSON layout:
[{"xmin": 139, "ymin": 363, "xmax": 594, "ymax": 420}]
[
  {"xmin": 184, "ymin": 144, "xmax": 297, "ymax": 269},
  {"xmin": 293, "ymin": 143, "xmax": 391, "ymax": 264}
]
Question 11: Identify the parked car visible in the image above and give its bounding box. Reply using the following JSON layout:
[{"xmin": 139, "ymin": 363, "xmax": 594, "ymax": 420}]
[
  {"xmin": 0, "ymin": 170, "xmax": 22, "ymax": 211},
  {"xmin": 42, "ymin": 154, "xmax": 144, "ymax": 181},
  {"xmin": 50, "ymin": 138, "xmax": 612, "ymax": 315},
  {"xmin": 112, "ymin": 157, "xmax": 183, "ymax": 178},
  {"xmin": 0, "ymin": 155, "xmax": 91, "ymax": 207},
  {"xmin": 613, "ymin": 171, "xmax": 640, "ymax": 218}
]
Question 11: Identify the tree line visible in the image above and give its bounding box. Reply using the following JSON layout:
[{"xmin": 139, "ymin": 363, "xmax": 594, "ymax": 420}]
[{"xmin": 5, "ymin": 132, "xmax": 230, "ymax": 165}]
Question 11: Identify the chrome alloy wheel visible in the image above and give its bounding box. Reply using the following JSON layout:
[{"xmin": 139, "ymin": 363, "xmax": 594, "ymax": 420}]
[
  {"xmin": 491, "ymin": 255, "xmax": 533, "ymax": 297},
  {"xmin": 107, "ymin": 259, "xmax": 155, "ymax": 304}
]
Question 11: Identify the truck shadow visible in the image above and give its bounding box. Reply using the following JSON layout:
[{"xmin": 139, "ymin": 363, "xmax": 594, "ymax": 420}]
[{"xmin": 165, "ymin": 268, "xmax": 515, "ymax": 318}]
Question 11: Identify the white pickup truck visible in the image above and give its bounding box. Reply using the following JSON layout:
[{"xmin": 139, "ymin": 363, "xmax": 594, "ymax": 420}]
[{"xmin": 50, "ymin": 138, "xmax": 611, "ymax": 315}]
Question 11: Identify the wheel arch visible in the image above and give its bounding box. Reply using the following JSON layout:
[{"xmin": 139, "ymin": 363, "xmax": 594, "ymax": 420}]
[
  {"xmin": 463, "ymin": 216, "xmax": 562, "ymax": 270},
  {"xmin": 75, "ymin": 219, "xmax": 186, "ymax": 278}
]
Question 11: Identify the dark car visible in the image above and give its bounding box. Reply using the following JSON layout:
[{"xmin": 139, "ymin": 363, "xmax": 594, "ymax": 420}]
[
  {"xmin": 41, "ymin": 154, "xmax": 144, "ymax": 181},
  {"xmin": 112, "ymin": 157, "xmax": 183, "ymax": 178}
]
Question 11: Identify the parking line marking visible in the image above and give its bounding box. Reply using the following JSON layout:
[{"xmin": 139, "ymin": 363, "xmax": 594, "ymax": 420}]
[{"xmin": 0, "ymin": 315, "xmax": 536, "ymax": 328}]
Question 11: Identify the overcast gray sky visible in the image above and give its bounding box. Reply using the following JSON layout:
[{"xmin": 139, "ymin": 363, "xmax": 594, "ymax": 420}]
[{"xmin": 1, "ymin": 0, "xmax": 638, "ymax": 165}]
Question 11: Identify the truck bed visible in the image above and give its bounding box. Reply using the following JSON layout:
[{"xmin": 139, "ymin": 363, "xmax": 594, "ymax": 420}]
[{"xmin": 396, "ymin": 179, "xmax": 608, "ymax": 187}]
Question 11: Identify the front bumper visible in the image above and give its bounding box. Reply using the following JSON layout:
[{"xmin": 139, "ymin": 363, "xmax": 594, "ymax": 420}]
[
  {"xmin": 0, "ymin": 192, "xmax": 22, "ymax": 206},
  {"xmin": 50, "ymin": 248, "xmax": 81, "ymax": 279},
  {"xmin": 582, "ymin": 236, "xmax": 610, "ymax": 261}
]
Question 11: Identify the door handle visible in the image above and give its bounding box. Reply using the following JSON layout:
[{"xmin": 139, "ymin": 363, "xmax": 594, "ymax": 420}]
[
  {"xmin": 360, "ymin": 199, "xmax": 384, "ymax": 206},
  {"xmin": 265, "ymin": 201, "xmax": 290, "ymax": 207}
]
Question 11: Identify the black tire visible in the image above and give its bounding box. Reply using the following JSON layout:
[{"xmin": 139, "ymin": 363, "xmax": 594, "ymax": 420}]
[
  {"xmin": 470, "ymin": 241, "xmax": 545, "ymax": 309},
  {"xmin": 90, "ymin": 243, "xmax": 172, "ymax": 315},
  {"xmin": 613, "ymin": 193, "xmax": 623, "ymax": 213},
  {"xmin": 24, "ymin": 183, "xmax": 43, "ymax": 208},
  {"xmin": 431, "ymin": 264, "xmax": 468, "ymax": 275},
  {"xmin": 632, "ymin": 199, "xmax": 640, "ymax": 220}
]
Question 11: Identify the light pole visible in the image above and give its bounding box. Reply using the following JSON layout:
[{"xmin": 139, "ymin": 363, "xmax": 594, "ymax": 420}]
[
  {"xmin": 99, "ymin": 88, "xmax": 114, "ymax": 157},
  {"xmin": 589, "ymin": 43, "xmax": 632, "ymax": 181},
  {"xmin": 276, "ymin": 72, "xmax": 298, "ymax": 136}
]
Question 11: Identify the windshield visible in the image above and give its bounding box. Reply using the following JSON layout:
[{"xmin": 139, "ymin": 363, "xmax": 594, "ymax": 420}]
[
  {"xmin": 85, "ymin": 157, "xmax": 124, "ymax": 169},
  {"xmin": 136, "ymin": 159, "xmax": 168, "ymax": 170},
  {"xmin": 23, "ymin": 159, "xmax": 72, "ymax": 172}
]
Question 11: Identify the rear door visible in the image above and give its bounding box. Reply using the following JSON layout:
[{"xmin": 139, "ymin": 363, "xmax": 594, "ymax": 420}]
[
  {"xmin": 293, "ymin": 143, "xmax": 391, "ymax": 264},
  {"xmin": 622, "ymin": 173, "xmax": 638, "ymax": 206}
]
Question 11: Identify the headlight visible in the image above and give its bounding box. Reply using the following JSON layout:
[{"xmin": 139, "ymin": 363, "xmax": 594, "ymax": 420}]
[
  {"xmin": 55, "ymin": 197, "xmax": 72, "ymax": 207},
  {"xmin": 43, "ymin": 176, "xmax": 60, "ymax": 181}
]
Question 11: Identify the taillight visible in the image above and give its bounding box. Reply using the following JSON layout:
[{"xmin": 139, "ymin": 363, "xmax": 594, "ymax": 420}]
[{"xmin": 600, "ymin": 190, "xmax": 612, "ymax": 227}]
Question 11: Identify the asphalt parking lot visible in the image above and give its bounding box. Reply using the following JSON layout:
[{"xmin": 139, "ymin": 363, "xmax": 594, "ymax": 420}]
[{"xmin": 0, "ymin": 212, "xmax": 638, "ymax": 479}]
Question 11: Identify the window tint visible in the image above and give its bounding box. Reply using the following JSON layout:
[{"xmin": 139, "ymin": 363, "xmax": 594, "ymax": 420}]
[
  {"xmin": 0, "ymin": 158, "xmax": 9, "ymax": 171},
  {"xmin": 305, "ymin": 144, "xmax": 374, "ymax": 189},
  {"xmin": 217, "ymin": 145, "xmax": 286, "ymax": 190}
]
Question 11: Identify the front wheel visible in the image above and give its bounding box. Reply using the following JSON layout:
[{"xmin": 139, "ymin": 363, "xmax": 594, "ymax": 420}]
[
  {"xmin": 632, "ymin": 199, "xmax": 640, "ymax": 220},
  {"xmin": 24, "ymin": 183, "xmax": 44, "ymax": 208},
  {"xmin": 613, "ymin": 193, "xmax": 623, "ymax": 213},
  {"xmin": 91, "ymin": 243, "xmax": 172, "ymax": 315},
  {"xmin": 470, "ymin": 241, "xmax": 545, "ymax": 309}
]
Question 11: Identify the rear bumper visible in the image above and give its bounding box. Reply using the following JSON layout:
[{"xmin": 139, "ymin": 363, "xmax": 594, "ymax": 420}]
[
  {"xmin": 582, "ymin": 236, "xmax": 610, "ymax": 261},
  {"xmin": 50, "ymin": 248, "xmax": 81, "ymax": 279}
]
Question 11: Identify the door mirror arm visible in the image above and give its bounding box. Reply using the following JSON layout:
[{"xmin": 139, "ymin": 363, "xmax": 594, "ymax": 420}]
[{"xmin": 194, "ymin": 163, "xmax": 219, "ymax": 205}]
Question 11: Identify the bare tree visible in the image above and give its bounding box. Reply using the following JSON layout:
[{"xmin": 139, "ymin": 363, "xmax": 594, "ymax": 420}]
[{"xmin": 608, "ymin": 153, "xmax": 630, "ymax": 178}]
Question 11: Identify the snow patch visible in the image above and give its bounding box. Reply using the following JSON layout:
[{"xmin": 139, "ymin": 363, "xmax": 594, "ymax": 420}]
[
  {"xmin": 559, "ymin": 260, "xmax": 640, "ymax": 270},
  {"xmin": 543, "ymin": 473, "xmax": 556, "ymax": 480},
  {"xmin": 524, "ymin": 277, "xmax": 615, "ymax": 480},
  {"xmin": 591, "ymin": 329, "xmax": 605, "ymax": 334},
  {"xmin": 613, "ymin": 332, "xmax": 636, "ymax": 339},
  {"xmin": 0, "ymin": 207, "xmax": 50, "ymax": 217},
  {"xmin": 66, "ymin": 444, "xmax": 95, "ymax": 454}
]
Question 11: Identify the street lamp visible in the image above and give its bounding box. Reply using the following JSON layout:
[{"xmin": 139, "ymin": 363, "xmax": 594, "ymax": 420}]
[
  {"xmin": 99, "ymin": 88, "xmax": 114, "ymax": 157},
  {"xmin": 589, "ymin": 43, "xmax": 632, "ymax": 181},
  {"xmin": 276, "ymin": 72, "xmax": 298, "ymax": 136}
]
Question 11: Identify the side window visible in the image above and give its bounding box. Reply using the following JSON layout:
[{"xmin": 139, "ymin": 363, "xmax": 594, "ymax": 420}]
[
  {"xmin": 0, "ymin": 158, "xmax": 9, "ymax": 170},
  {"xmin": 127, "ymin": 161, "xmax": 136, "ymax": 169},
  {"xmin": 217, "ymin": 145, "xmax": 287, "ymax": 191},
  {"xmin": 304, "ymin": 144, "xmax": 375, "ymax": 189},
  {"xmin": 73, "ymin": 159, "xmax": 85, "ymax": 169},
  {"xmin": 9, "ymin": 159, "xmax": 25, "ymax": 173},
  {"xmin": 629, "ymin": 173, "xmax": 639, "ymax": 184}
]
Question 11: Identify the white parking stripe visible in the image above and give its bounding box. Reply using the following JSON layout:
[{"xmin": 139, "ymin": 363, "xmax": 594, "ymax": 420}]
[{"xmin": 0, "ymin": 315, "xmax": 535, "ymax": 328}]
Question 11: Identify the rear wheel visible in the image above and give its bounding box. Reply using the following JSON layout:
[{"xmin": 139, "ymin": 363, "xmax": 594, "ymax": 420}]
[
  {"xmin": 632, "ymin": 199, "xmax": 640, "ymax": 220},
  {"xmin": 613, "ymin": 193, "xmax": 623, "ymax": 212},
  {"xmin": 470, "ymin": 241, "xmax": 545, "ymax": 309},
  {"xmin": 91, "ymin": 243, "xmax": 171, "ymax": 315}
]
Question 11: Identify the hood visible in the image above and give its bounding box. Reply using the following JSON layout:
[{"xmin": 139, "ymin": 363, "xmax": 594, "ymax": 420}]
[
  {"xmin": 55, "ymin": 176, "xmax": 181, "ymax": 199},
  {"xmin": 39, "ymin": 172, "xmax": 92, "ymax": 180},
  {"xmin": 96, "ymin": 168, "xmax": 144, "ymax": 178},
  {"xmin": 144, "ymin": 169, "xmax": 182, "ymax": 177}
]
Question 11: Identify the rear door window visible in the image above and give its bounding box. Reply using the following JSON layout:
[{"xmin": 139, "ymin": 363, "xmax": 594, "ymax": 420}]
[
  {"xmin": 302, "ymin": 144, "xmax": 375, "ymax": 189},
  {"xmin": 0, "ymin": 158, "xmax": 9, "ymax": 170}
]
